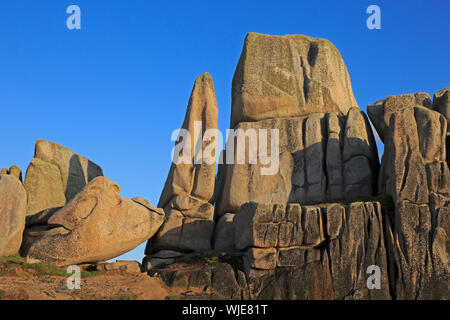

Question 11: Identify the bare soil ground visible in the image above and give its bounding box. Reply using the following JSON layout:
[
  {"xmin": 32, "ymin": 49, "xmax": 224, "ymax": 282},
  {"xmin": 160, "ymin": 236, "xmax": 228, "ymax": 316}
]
[{"xmin": 0, "ymin": 256, "xmax": 193, "ymax": 300}]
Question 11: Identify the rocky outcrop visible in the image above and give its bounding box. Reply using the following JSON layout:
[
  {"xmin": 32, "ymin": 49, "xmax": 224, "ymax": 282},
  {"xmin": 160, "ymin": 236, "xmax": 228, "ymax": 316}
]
[
  {"xmin": 381, "ymin": 105, "xmax": 448, "ymax": 203},
  {"xmin": 148, "ymin": 73, "xmax": 218, "ymax": 253},
  {"xmin": 232, "ymin": 202, "xmax": 390, "ymax": 299},
  {"xmin": 216, "ymin": 108, "xmax": 379, "ymax": 217},
  {"xmin": 1, "ymin": 165, "xmax": 23, "ymax": 182},
  {"xmin": 20, "ymin": 177, "xmax": 165, "ymax": 266},
  {"xmin": 230, "ymin": 32, "xmax": 357, "ymax": 128},
  {"xmin": 24, "ymin": 140, "xmax": 103, "ymax": 216},
  {"xmin": 384, "ymin": 199, "xmax": 449, "ymax": 300},
  {"xmin": 2, "ymin": 31, "xmax": 446, "ymax": 301},
  {"xmin": 367, "ymin": 92, "xmax": 432, "ymax": 142},
  {"xmin": 375, "ymin": 99, "xmax": 450, "ymax": 300},
  {"xmin": 215, "ymin": 33, "xmax": 380, "ymax": 218},
  {"xmin": 154, "ymin": 200, "xmax": 393, "ymax": 300},
  {"xmin": 0, "ymin": 175, "xmax": 27, "ymax": 256}
]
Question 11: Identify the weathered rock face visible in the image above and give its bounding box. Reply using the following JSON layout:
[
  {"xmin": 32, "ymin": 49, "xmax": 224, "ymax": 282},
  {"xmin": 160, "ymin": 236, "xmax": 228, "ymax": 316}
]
[
  {"xmin": 230, "ymin": 33, "xmax": 358, "ymax": 128},
  {"xmin": 1, "ymin": 165, "xmax": 23, "ymax": 182},
  {"xmin": 384, "ymin": 199, "xmax": 449, "ymax": 300},
  {"xmin": 147, "ymin": 211, "xmax": 214, "ymax": 253},
  {"xmin": 158, "ymin": 72, "xmax": 218, "ymax": 210},
  {"xmin": 0, "ymin": 175, "xmax": 27, "ymax": 256},
  {"xmin": 433, "ymin": 88, "xmax": 450, "ymax": 132},
  {"xmin": 20, "ymin": 177, "xmax": 165, "ymax": 266},
  {"xmin": 232, "ymin": 202, "xmax": 391, "ymax": 299},
  {"xmin": 367, "ymin": 92, "xmax": 432, "ymax": 142},
  {"xmin": 382, "ymin": 106, "xmax": 447, "ymax": 203},
  {"xmin": 149, "ymin": 73, "xmax": 219, "ymax": 253},
  {"xmin": 379, "ymin": 102, "xmax": 450, "ymax": 299},
  {"xmin": 216, "ymin": 107, "xmax": 379, "ymax": 217},
  {"xmin": 24, "ymin": 140, "xmax": 103, "ymax": 216}
]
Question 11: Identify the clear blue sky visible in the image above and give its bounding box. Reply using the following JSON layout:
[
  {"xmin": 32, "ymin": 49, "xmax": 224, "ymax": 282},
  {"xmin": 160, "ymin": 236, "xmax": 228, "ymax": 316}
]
[{"xmin": 1, "ymin": 1, "xmax": 448, "ymax": 262}]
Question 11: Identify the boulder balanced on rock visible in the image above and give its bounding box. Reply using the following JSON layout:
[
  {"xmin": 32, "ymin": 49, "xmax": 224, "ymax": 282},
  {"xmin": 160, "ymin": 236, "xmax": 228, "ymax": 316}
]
[
  {"xmin": 230, "ymin": 32, "xmax": 358, "ymax": 128},
  {"xmin": 147, "ymin": 72, "xmax": 218, "ymax": 253},
  {"xmin": 20, "ymin": 177, "xmax": 165, "ymax": 266},
  {"xmin": 24, "ymin": 140, "xmax": 104, "ymax": 216}
]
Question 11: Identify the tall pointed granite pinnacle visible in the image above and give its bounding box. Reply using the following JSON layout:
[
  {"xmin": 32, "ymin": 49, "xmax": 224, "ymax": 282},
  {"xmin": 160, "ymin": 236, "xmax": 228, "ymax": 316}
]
[
  {"xmin": 158, "ymin": 72, "xmax": 218, "ymax": 209},
  {"xmin": 148, "ymin": 72, "xmax": 219, "ymax": 253}
]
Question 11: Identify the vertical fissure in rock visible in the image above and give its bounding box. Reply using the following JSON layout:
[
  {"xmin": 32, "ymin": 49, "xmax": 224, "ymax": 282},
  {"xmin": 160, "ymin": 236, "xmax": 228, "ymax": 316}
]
[
  {"xmin": 381, "ymin": 208, "xmax": 397, "ymax": 300},
  {"xmin": 307, "ymin": 42, "xmax": 319, "ymax": 68},
  {"xmin": 322, "ymin": 207, "xmax": 335, "ymax": 284},
  {"xmin": 301, "ymin": 56, "xmax": 310, "ymax": 103},
  {"xmin": 322, "ymin": 114, "xmax": 330, "ymax": 202}
]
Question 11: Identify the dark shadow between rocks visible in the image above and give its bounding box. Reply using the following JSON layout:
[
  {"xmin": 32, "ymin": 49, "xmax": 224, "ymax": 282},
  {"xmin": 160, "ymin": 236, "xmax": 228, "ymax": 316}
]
[{"xmin": 66, "ymin": 155, "xmax": 86, "ymax": 202}]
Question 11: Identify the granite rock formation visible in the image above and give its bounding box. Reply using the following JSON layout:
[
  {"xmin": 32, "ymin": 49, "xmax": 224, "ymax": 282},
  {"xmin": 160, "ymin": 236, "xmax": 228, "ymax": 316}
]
[
  {"xmin": 369, "ymin": 92, "xmax": 450, "ymax": 300},
  {"xmin": 367, "ymin": 92, "xmax": 432, "ymax": 142},
  {"xmin": 1, "ymin": 32, "xmax": 448, "ymax": 300},
  {"xmin": 230, "ymin": 32, "xmax": 357, "ymax": 128},
  {"xmin": 147, "ymin": 73, "xmax": 219, "ymax": 253},
  {"xmin": 216, "ymin": 33, "xmax": 379, "ymax": 218},
  {"xmin": 232, "ymin": 202, "xmax": 391, "ymax": 299},
  {"xmin": 216, "ymin": 108, "xmax": 379, "ymax": 217},
  {"xmin": 20, "ymin": 177, "xmax": 164, "ymax": 266}
]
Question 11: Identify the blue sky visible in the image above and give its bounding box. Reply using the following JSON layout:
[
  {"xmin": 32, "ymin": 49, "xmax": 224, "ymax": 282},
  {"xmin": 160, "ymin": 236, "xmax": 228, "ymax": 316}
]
[{"xmin": 1, "ymin": 1, "xmax": 448, "ymax": 262}]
